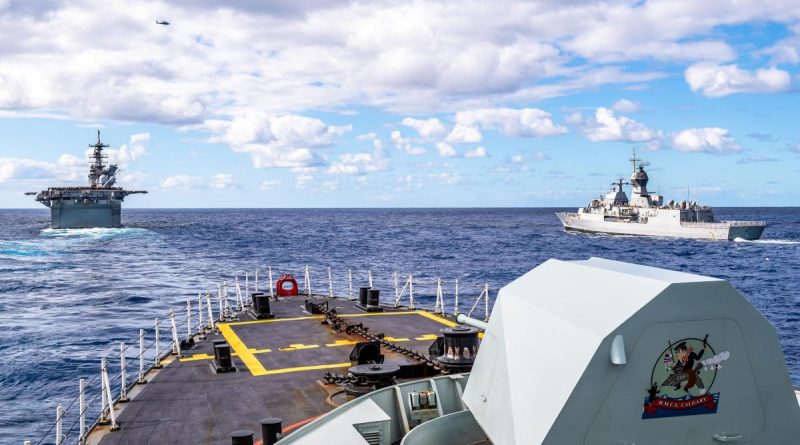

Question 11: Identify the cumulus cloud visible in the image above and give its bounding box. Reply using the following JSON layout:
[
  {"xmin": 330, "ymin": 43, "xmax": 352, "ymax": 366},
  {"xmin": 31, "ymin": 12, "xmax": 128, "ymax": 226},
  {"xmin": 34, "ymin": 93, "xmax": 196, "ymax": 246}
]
[
  {"xmin": 685, "ymin": 64, "xmax": 791, "ymax": 97},
  {"xmin": 390, "ymin": 131, "xmax": 426, "ymax": 155},
  {"xmin": 204, "ymin": 114, "xmax": 351, "ymax": 168},
  {"xmin": 435, "ymin": 142, "xmax": 458, "ymax": 158},
  {"xmin": 104, "ymin": 132, "xmax": 150, "ymax": 167},
  {"xmin": 575, "ymin": 108, "xmax": 661, "ymax": 143},
  {"xmin": 445, "ymin": 124, "xmax": 483, "ymax": 144},
  {"xmin": 327, "ymin": 150, "xmax": 389, "ymax": 175},
  {"xmin": 464, "ymin": 146, "xmax": 488, "ymax": 158},
  {"xmin": 401, "ymin": 117, "xmax": 447, "ymax": 140},
  {"xmin": 453, "ymin": 108, "xmax": 567, "ymax": 138},
  {"xmin": 670, "ymin": 128, "xmax": 742, "ymax": 154},
  {"xmin": 160, "ymin": 175, "xmax": 204, "ymax": 190},
  {"xmin": 611, "ymin": 99, "xmax": 641, "ymax": 113},
  {"xmin": 209, "ymin": 173, "xmax": 236, "ymax": 189}
]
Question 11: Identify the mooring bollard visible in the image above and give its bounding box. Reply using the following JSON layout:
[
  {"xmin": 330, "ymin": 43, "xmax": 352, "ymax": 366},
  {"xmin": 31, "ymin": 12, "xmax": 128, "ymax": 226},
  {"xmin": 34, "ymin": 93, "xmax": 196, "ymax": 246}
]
[
  {"xmin": 138, "ymin": 329, "xmax": 147, "ymax": 384},
  {"xmin": 79, "ymin": 378, "xmax": 86, "ymax": 438},
  {"xmin": 119, "ymin": 342, "xmax": 129, "ymax": 402},
  {"xmin": 230, "ymin": 429, "xmax": 254, "ymax": 445},
  {"xmin": 154, "ymin": 317, "xmax": 162, "ymax": 368},
  {"xmin": 260, "ymin": 417, "xmax": 284, "ymax": 445}
]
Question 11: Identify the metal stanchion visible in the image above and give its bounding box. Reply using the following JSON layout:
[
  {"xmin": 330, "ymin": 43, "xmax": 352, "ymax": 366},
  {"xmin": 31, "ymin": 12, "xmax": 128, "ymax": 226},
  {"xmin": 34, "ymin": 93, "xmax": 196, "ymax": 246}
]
[
  {"xmin": 348, "ymin": 268, "xmax": 353, "ymax": 300},
  {"xmin": 55, "ymin": 405, "xmax": 63, "ymax": 445},
  {"xmin": 79, "ymin": 378, "xmax": 86, "ymax": 439},
  {"xmin": 101, "ymin": 358, "xmax": 119, "ymax": 430},
  {"xmin": 119, "ymin": 342, "xmax": 129, "ymax": 402},
  {"xmin": 138, "ymin": 329, "xmax": 147, "ymax": 384},
  {"xmin": 197, "ymin": 293, "xmax": 206, "ymax": 339},
  {"xmin": 169, "ymin": 308, "xmax": 181, "ymax": 356},
  {"xmin": 154, "ymin": 318, "xmax": 162, "ymax": 369}
]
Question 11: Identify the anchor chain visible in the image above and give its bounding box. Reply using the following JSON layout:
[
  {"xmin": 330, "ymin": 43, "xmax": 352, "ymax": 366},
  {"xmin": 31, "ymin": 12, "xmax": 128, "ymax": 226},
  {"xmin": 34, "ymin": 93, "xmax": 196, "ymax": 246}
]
[{"xmin": 310, "ymin": 302, "xmax": 447, "ymax": 374}]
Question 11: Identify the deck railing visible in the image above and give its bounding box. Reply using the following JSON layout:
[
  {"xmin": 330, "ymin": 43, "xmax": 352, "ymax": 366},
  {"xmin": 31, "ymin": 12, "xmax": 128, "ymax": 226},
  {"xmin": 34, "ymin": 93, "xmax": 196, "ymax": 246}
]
[{"xmin": 27, "ymin": 265, "xmax": 494, "ymax": 445}]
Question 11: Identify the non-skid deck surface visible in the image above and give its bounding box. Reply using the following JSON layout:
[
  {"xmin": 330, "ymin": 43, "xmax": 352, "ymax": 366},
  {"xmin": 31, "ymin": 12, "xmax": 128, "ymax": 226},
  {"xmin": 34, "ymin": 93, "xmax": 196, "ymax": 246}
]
[{"xmin": 96, "ymin": 297, "xmax": 456, "ymax": 445}]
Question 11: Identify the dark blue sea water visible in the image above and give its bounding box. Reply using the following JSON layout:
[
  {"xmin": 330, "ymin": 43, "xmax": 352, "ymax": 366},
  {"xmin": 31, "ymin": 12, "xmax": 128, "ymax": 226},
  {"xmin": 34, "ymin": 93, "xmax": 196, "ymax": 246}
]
[{"xmin": 1, "ymin": 208, "xmax": 798, "ymax": 444}]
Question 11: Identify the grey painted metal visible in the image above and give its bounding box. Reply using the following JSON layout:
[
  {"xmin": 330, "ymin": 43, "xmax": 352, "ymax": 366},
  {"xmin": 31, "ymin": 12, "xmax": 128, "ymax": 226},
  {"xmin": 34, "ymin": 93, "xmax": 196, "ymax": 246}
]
[
  {"xmin": 25, "ymin": 131, "xmax": 146, "ymax": 228},
  {"xmin": 556, "ymin": 149, "xmax": 766, "ymax": 240}
]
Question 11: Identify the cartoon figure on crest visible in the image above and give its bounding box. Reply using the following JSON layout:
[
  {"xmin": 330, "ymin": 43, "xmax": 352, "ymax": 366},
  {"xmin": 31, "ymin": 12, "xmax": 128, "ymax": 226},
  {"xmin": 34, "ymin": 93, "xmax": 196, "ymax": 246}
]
[{"xmin": 642, "ymin": 334, "xmax": 731, "ymax": 419}]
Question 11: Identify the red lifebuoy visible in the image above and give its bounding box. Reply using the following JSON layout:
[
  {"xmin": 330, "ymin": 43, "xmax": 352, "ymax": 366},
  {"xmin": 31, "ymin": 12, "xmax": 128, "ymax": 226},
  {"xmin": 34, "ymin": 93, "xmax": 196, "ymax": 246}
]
[{"xmin": 276, "ymin": 274, "xmax": 299, "ymax": 296}]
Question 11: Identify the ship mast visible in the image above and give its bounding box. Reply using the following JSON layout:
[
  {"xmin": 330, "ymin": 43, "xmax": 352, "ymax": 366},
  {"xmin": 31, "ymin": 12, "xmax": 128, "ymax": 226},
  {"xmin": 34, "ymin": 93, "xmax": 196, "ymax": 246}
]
[{"xmin": 88, "ymin": 130, "xmax": 109, "ymax": 188}]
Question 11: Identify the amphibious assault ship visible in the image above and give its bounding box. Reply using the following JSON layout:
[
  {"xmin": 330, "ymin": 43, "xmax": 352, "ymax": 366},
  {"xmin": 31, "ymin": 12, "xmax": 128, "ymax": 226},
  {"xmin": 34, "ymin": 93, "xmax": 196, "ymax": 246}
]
[
  {"xmin": 25, "ymin": 131, "xmax": 146, "ymax": 229},
  {"xmin": 26, "ymin": 260, "xmax": 800, "ymax": 445},
  {"xmin": 556, "ymin": 150, "xmax": 766, "ymax": 240}
]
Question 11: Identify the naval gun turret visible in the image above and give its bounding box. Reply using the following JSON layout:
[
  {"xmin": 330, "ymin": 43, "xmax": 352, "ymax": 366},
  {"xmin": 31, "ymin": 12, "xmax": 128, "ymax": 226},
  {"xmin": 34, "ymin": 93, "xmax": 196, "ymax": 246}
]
[{"xmin": 25, "ymin": 131, "xmax": 147, "ymax": 228}]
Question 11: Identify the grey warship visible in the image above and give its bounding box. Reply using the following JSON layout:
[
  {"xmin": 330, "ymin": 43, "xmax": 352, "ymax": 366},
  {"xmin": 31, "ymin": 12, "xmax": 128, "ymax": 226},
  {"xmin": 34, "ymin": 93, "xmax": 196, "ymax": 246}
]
[
  {"xmin": 556, "ymin": 150, "xmax": 766, "ymax": 240},
  {"xmin": 25, "ymin": 131, "xmax": 146, "ymax": 229}
]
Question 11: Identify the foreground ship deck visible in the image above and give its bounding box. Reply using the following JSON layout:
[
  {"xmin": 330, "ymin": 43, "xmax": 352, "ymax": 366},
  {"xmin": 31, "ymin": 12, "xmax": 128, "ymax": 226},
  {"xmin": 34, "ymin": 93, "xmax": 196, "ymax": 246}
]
[{"xmin": 87, "ymin": 296, "xmax": 459, "ymax": 445}]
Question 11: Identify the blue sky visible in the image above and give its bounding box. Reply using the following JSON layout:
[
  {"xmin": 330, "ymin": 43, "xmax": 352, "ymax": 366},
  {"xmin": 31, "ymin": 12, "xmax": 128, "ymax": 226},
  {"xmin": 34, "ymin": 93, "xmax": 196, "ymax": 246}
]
[{"xmin": 0, "ymin": 0, "xmax": 799, "ymax": 208}]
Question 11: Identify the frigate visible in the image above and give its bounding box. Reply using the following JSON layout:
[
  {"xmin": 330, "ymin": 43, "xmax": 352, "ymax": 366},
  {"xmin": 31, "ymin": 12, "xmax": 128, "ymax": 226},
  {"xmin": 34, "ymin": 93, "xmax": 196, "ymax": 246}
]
[
  {"xmin": 25, "ymin": 259, "xmax": 800, "ymax": 445},
  {"xmin": 25, "ymin": 131, "xmax": 146, "ymax": 229},
  {"xmin": 556, "ymin": 150, "xmax": 766, "ymax": 240}
]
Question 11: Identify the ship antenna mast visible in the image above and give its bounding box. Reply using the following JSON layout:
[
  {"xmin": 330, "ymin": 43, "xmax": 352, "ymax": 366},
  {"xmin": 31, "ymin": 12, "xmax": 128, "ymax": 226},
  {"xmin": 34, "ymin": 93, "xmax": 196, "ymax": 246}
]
[{"xmin": 88, "ymin": 130, "xmax": 110, "ymax": 188}]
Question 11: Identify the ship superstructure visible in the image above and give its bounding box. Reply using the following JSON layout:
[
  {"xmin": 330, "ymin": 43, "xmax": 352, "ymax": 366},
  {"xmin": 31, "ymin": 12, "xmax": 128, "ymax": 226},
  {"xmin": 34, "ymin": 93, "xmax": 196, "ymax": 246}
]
[
  {"xmin": 25, "ymin": 131, "xmax": 146, "ymax": 229},
  {"xmin": 556, "ymin": 150, "xmax": 766, "ymax": 240}
]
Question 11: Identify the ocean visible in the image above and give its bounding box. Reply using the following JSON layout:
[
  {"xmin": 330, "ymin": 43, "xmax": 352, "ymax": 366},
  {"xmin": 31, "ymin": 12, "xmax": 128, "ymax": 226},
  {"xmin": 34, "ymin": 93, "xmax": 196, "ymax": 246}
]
[{"xmin": 1, "ymin": 207, "xmax": 798, "ymax": 444}]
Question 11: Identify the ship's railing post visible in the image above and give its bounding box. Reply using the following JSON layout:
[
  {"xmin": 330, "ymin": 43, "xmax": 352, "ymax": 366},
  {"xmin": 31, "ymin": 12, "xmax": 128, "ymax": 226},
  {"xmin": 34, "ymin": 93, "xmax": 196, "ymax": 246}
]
[
  {"xmin": 304, "ymin": 265, "xmax": 312, "ymax": 297},
  {"xmin": 348, "ymin": 268, "xmax": 353, "ymax": 300},
  {"xmin": 197, "ymin": 293, "xmax": 206, "ymax": 339},
  {"xmin": 454, "ymin": 278, "xmax": 460, "ymax": 317},
  {"xmin": 119, "ymin": 342, "xmax": 129, "ymax": 402},
  {"xmin": 327, "ymin": 267, "xmax": 334, "ymax": 298},
  {"xmin": 268, "ymin": 266, "xmax": 274, "ymax": 299},
  {"xmin": 245, "ymin": 272, "xmax": 249, "ymax": 299},
  {"xmin": 368, "ymin": 269, "xmax": 373, "ymax": 288},
  {"xmin": 484, "ymin": 283, "xmax": 490, "ymax": 321},
  {"xmin": 409, "ymin": 274, "xmax": 415, "ymax": 309},
  {"xmin": 101, "ymin": 358, "xmax": 119, "ymax": 430},
  {"xmin": 393, "ymin": 272, "xmax": 399, "ymax": 303},
  {"xmin": 186, "ymin": 299, "xmax": 192, "ymax": 341},
  {"xmin": 79, "ymin": 378, "xmax": 87, "ymax": 439},
  {"xmin": 394, "ymin": 275, "xmax": 409, "ymax": 308},
  {"xmin": 222, "ymin": 281, "xmax": 231, "ymax": 320},
  {"xmin": 434, "ymin": 278, "xmax": 444, "ymax": 314},
  {"xmin": 255, "ymin": 269, "xmax": 259, "ymax": 293},
  {"xmin": 234, "ymin": 277, "xmax": 241, "ymax": 311},
  {"xmin": 154, "ymin": 318, "xmax": 162, "ymax": 368},
  {"xmin": 99, "ymin": 358, "xmax": 110, "ymax": 426},
  {"xmin": 137, "ymin": 329, "xmax": 146, "ymax": 384},
  {"xmin": 206, "ymin": 291, "xmax": 215, "ymax": 332},
  {"xmin": 217, "ymin": 285, "xmax": 224, "ymax": 322},
  {"xmin": 169, "ymin": 308, "xmax": 181, "ymax": 356},
  {"xmin": 55, "ymin": 405, "xmax": 63, "ymax": 445}
]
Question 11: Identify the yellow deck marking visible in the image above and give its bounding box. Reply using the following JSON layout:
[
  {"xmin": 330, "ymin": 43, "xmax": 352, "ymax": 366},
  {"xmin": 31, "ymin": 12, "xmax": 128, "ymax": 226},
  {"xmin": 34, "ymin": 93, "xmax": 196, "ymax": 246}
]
[
  {"xmin": 325, "ymin": 340, "xmax": 358, "ymax": 347},
  {"xmin": 218, "ymin": 324, "xmax": 268, "ymax": 376},
  {"xmin": 383, "ymin": 336, "xmax": 409, "ymax": 342},
  {"xmin": 180, "ymin": 353, "xmax": 216, "ymax": 362},
  {"xmin": 251, "ymin": 348, "xmax": 272, "ymax": 354},
  {"xmin": 225, "ymin": 310, "xmax": 438, "ymax": 327},
  {"xmin": 415, "ymin": 334, "xmax": 439, "ymax": 341},
  {"xmin": 279, "ymin": 343, "xmax": 320, "ymax": 351},
  {"xmin": 262, "ymin": 362, "xmax": 351, "ymax": 376},
  {"xmin": 415, "ymin": 310, "xmax": 458, "ymax": 327}
]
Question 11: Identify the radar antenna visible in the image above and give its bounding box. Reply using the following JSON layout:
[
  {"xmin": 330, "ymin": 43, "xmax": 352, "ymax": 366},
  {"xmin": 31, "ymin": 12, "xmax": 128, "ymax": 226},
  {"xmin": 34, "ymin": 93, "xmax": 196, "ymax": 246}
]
[
  {"xmin": 630, "ymin": 147, "xmax": 650, "ymax": 172},
  {"xmin": 88, "ymin": 130, "xmax": 110, "ymax": 188}
]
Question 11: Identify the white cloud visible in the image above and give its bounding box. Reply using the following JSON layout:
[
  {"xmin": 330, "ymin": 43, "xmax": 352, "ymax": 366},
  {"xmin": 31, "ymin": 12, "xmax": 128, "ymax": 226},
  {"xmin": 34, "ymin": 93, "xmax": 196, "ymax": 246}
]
[
  {"xmin": 464, "ymin": 146, "xmax": 488, "ymax": 158},
  {"xmin": 401, "ymin": 117, "xmax": 447, "ymax": 140},
  {"xmin": 577, "ymin": 108, "xmax": 661, "ymax": 143},
  {"xmin": 160, "ymin": 175, "xmax": 203, "ymax": 190},
  {"xmin": 428, "ymin": 172, "xmax": 462, "ymax": 185},
  {"xmin": 259, "ymin": 180, "xmax": 280, "ymax": 190},
  {"xmin": 445, "ymin": 124, "xmax": 483, "ymax": 144},
  {"xmin": 670, "ymin": 128, "xmax": 742, "ymax": 154},
  {"xmin": 435, "ymin": 142, "xmax": 458, "ymax": 158},
  {"xmin": 611, "ymin": 99, "xmax": 641, "ymax": 113},
  {"xmin": 104, "ymin": 132, "xmax": 149, "ymax": 167},
  {"xmin": 685, "ymin": 64, "xmax": 792, "ymax": 98},
  {"xmin": 453, "ymin": 108, "xmax": 567, "ymax": 138},
  {"xmin": 390, "ymin": 130, "xmax": 426, "ymax": 155},
  {"xmin": 203, "ymin": 114, "xmax": 351, "ymax": 168},
  {"xmin": 327, "ymin": 151, "xmax": 389, "ymax": 175},
  {"xmin": 209, "ymin": 173, "xmax": 236, "ymax": 189}
]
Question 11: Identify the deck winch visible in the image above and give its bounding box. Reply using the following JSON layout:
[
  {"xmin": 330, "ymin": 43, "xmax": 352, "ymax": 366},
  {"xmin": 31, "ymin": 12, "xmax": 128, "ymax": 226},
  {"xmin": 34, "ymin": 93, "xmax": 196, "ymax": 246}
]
[
  {"xmin": 433, "ymin": 325, "xmax": 480, "ymax": 372},
  {"xmin": 344, "ymin": 363, "xmax": 401, "ymax": 396}
]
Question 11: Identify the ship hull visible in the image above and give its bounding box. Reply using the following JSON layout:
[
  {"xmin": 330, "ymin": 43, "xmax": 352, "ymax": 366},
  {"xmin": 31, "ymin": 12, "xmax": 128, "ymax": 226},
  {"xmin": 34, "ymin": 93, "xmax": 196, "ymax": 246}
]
[
  {"xmin": 50, "ymin": 201, "xmax": 122, "ymax": 229},
  {"xmin": 556, "ymin": 212, "xmax": 765, "ymax": 240}
]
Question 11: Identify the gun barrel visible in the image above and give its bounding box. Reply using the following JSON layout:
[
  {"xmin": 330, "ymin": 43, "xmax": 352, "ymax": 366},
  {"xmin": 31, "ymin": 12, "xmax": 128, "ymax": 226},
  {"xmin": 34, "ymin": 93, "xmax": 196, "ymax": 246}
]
[{"xmin": 456, "ymin": 314, "xmax": 488, "ymax": 331}]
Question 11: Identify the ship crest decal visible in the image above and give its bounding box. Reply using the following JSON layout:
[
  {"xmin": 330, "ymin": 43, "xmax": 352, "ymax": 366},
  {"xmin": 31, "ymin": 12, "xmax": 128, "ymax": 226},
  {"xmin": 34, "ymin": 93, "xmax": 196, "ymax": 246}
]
[{"xmin": 642, "ymin": 335, "xmax": 731, "ymax": 419}]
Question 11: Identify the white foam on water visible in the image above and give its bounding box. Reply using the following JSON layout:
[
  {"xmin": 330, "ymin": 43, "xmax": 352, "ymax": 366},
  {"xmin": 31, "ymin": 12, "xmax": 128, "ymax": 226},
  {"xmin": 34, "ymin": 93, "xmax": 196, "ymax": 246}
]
[
  {"xmin": 40, "ymin": 227, "xmax": 152, "ymax": 240},
  {"xmin": 733, "ymin": 237, "xmax": 800, "ymax": 245}
]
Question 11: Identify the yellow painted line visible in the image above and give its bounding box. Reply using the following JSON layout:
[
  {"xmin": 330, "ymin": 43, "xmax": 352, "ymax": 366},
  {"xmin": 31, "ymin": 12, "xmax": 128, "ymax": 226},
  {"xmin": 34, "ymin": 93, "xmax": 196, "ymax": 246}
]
[
  {"xmin": 180, "ymin": 353, "xmax": 215, "ymax": 362},
  {"xmin": 225, "ymin": 315, "xmax": 324, "ymax": 327},
  {"xmin": 325, "ymin": 340, "xmax": 358, "ymax": 347},
  {"xmin": 415, "ymin": 334, "xmax": 439, "ymax": 341},
  {"xmin": 225, "ymin": 310, "xmax": 439, "ymax": 327},
  {"xmin": 279, "ymin": 344, "xmax": 320, "ymax": 351},
  {"xmin": 384, "ymin": 336, "xmax": 409, "ymax": 342},
  {"xmin": 262, "ymin": 362, "xmax": 351, "ymax": 376},
  {"xmin": 218, "ymin": 324, "xmax": 268, "ymax": 376},
  {"xmin": 251, "ymin": 348, "xmax": 272, "ymax": 354},
  {"xmin": 415, "ymin": 310, "xmax": 458, "ymax": 327}
]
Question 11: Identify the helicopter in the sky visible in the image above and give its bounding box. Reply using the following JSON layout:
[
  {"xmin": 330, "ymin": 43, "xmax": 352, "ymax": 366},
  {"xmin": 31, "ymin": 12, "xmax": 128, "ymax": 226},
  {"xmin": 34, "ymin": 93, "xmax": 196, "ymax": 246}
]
[{"xmin": 156, "ymin": 20, "xmax": 170, "ymax": 25}]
